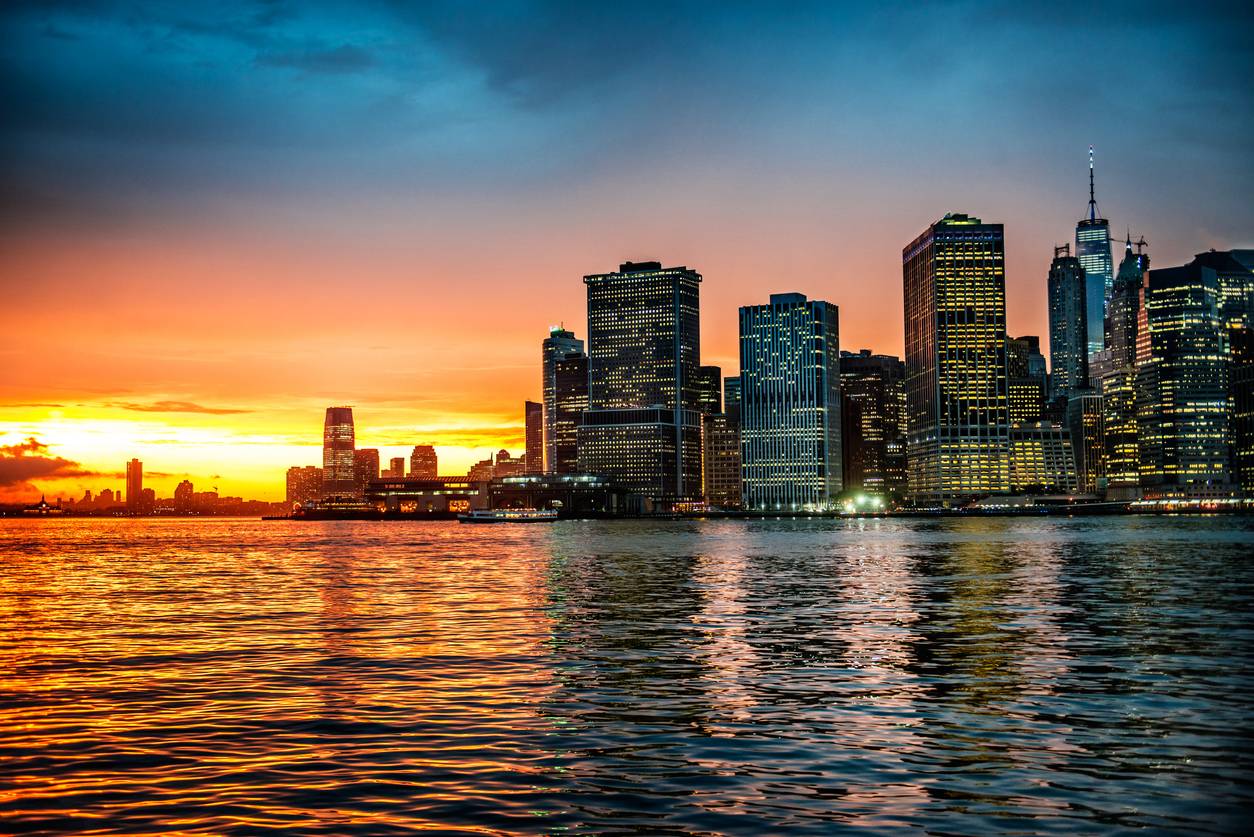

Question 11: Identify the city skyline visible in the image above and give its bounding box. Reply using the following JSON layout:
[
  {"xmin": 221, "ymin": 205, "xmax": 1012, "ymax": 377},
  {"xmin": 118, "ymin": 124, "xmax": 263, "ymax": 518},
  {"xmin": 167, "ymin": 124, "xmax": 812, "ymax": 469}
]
[{"xmin": 3, "ymin": 2, "xmax": 1252, "ymax": 502}]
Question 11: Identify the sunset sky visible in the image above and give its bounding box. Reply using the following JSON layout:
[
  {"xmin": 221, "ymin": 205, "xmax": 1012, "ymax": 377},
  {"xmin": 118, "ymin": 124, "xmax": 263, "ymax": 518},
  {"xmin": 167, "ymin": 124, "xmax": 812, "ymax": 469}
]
[{"xmin": 2, "ymin": 1, "xmax": 1251, "ymax": 502}]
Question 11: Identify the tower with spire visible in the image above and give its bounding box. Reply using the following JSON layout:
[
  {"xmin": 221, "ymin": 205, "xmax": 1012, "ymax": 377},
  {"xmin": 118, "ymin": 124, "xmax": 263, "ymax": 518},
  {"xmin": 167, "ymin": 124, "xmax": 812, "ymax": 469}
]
[{"xmin": 1076, "ymin": 145, "xmax": 1114, "ymax": 361}]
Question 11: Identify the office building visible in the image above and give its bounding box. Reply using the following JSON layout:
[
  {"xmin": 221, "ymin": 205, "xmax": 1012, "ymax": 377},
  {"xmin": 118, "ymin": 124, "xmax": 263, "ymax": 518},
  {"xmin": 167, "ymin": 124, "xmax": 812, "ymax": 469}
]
[
  {"xmin": 525, "ymin": 401, "xmax": 543, "ymax": 473},
  {"xmin": 703, "ymin": 410, "xmax": 742, "ymax": 507},
  {"xmin": 1007, "ymin": 336, "xmax": 1046, "ymax": 425},
  {"xmin": 1103, "ymin": 236, "xmax": 1150, "ymax": 500},
  {"xmin": 286, "ymin": 465, "xmax": 322, "ymax": 505},
  {"xmin": 126, "ymin": 458, "xmax": 143, "ymax": 512},
  {"xmin": 1009, "ymin": 423, "xmax": 1079, "ymax": 494},
  {"xmin": 354, "ymin": 448, "xmax": 379, "ymax": 497},
  {"xmin": 388, "ymin": 457, "xmax": 406, "ymax": 478},
  {"xmin": 1076, "ymin": 147, "xmax": 1114, "ymax": 359},
  {"xmin": 724, "ymin": 377, "xmax": 741, "ymax": 411},
  {"xmin": 696, "ymin": 366, "xmax": 723, "ymax": 415},
  {"xmin": 410, "ymin": 445, "xmax": 437, "ymax": 478},
  {"xmin": 839, "ymin": 349, "xmax": 906, "ymax": 495},
  {"xmin": 740, "ymin": 293, "xmax": 841, "ymax": 509},
  {"xmin": 1048, "ymin": 244, "xmax": 1089, "ymax": 398},
  {"xmin": 552, "ymin": 354, "xmax": 588, "ymax": 474},
  {"xmin": 1233, "ymin": 328, "xmax": 1254, "ymax": 493},
  {"xmin": 322, "ymin": 407, "xmax": 356, "ymax": 498},
  {"xmin": 174, "ymin": 479, "xmax": 194, "ymax": 513},
  {"xmin": 542, "ymin": 327, "xmax": 584, "ymax": 472},
  {"xmin": 1067, "ymin": 392, "xmax": 1106, "ymax": 493},
  {"xmin": 493, "ymin": 450, "xmax": 526, "ymax": 478},
  {"xmin": 578, "ymin": 261, "xmax": 703, "ymax": 500},
  {"xmin": 903, "ymin": 213, "xmax": 1010, "ymax": 501}
]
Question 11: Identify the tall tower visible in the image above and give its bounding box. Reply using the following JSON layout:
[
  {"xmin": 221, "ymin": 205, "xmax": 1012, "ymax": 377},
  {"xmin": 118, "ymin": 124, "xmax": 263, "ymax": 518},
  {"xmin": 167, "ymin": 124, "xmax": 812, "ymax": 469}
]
[
  {"xmin": 578, "ymin": 261, "xmax": 702, "ymax": 499},
  {"xmin": 542, "ymin": 327, "xmax": 584, "ymax": 473},
  {"xmin": 126, "ymin": 458, "xmax": 143, "ymax": 511},
  {"xmin": 1047, "ymin": 243, "xmax": 1089, "ymax": 398},
  {"xmin": 409, "ymin": 445, "xmax": 437, "ymax": 478},
  {"xmin": 739, "ymin": 293, "xmax": 841, "ymax": 509},
  {"xmin": 1076, "ymin": 146, "xmax": 1114, "ymax": 360},
  {"xmin": 552, "ymin": 354, "xmax": 588, "ymax": 473},
  {"xmin": 524, "ymin": 401, "xmax": 543, "ymax": 472},
  {"xmin": 903, "ymin": 213, "xmax": 1010, "ymax": 501},
  {"xmin": 1103, "ymin": 234, "xmax": 1150, "ymax": 499},
  {"xmin": 321, "ymin": 407, "xmax": 356, "ymax": 498}
]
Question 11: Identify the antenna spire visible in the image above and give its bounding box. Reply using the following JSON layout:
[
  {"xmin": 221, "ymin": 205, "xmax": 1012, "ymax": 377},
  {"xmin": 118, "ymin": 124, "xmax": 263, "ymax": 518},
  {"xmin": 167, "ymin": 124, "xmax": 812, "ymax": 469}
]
[{"xmin": 1088, "ymin": 145, "xmax": 1097, "ymax": 221}]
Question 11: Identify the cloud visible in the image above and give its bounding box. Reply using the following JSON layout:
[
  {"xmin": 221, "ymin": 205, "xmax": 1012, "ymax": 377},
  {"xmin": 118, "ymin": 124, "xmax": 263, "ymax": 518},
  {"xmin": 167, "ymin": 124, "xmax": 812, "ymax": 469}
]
[
  {"xmin": 257, "ymin": 44, "xmax": 378, "ymax": 75},
  {"xmin": 0, "ymin": 436, "xmax": 100, "ymax": 489},
  {"xmin": 107, "ymin": 400, "xmax": 253, "ymax": 415}
]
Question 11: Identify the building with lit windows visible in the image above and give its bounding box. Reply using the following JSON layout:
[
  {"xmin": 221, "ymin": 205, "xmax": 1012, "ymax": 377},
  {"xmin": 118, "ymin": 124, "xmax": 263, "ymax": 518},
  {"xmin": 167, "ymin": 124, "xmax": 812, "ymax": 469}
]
[
  {"xmin": 1048, "ymin": 244, "xmax": 1089, "ymax": 398},
  {"xmin": 542, "ymin": 327, "xmax": 584, "ymax": 472},
  {"xmin": 724, "ymin": 377, "xmax": 741, "ymax": 411},
  {"xmin": 285, "ymin": 465, "xmax": 322, "ymax": 505},
  {"xmin": 1009, "ymin": 423, "xmax": 1079, "ymax": 493},
  {"xmin": 387, "ymin": 457, "xmax": 405, "ymax": 478},
  {"xmin": 322, "ymin": 407, "xmax": 356, "ymax": 498},
  {"xmin": 839, "ymin": 349, "xmax": 906, "ymax": 495},
  {"xmin": 126, "ymin": 458, "xmax": 143, "ymax": 511},
  {"xmin": 552, "ymin": 354, "xmax": 588, "ymax": 473},
  {"xmin": 354, "ymin": 448, "xmax": 379, "ymax": 497},
  {"xmin": 577, "ymin": 261, "xmax": 703, "ymax": 500},
  {"xmin": 410, "ymin": 445, "xmax": 437, "ymax": 478},
  {"xmin": 739, "ymin": 293, "xmax": 841, "ymax": 510},
  {"xmin": 1067, "ymin": 392, "xmax": 1105, "ymax": 493},
  {"xmin": 903, "ymin": 213, "xmax": 1010, "ymax": 502},
  {"xmin": 1007, "ymin": 336, "xmax": 1046, "ymax": 424},
  {"xmin": 696, "ymin": 366, "xmax": 722, "ymax": 415},
  {"xmin": 1077, "ymin": 148, "xmax": 1114, "ymax": 359},
  {"xmin": 1233, "ymin": 328, "xmax": 1254, "ymax": 493},
  {"xmin": 703, "ymin": 408, "xmax": 741, "ymax": 507},
  {"xmin": 1103, "ymin": 236, "xmax": 1150, "ymax": 500},
  {"xmin": 524, "ymin": 401, "xmax": 543, "ymax": 473},
  {"xmin": 174, "ymin": 479, "xmax": 194, "ymax": 513}
]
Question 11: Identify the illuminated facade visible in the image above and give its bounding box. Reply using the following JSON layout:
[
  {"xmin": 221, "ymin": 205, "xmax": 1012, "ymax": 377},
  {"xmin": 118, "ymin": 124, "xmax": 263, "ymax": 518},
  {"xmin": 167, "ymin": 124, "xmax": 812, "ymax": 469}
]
[
  {"xmin": 354, "ymin": 448, "xmax": 379, "ymax": 497},
  {"xmin": 1048, "ymin": 244, "xmax": 1089, "ymax": 397},
  {"xmin": 542, "ymin": 327, "xmax": 584, "ymax": 472},
  {"xmin": 1008, "ymin": 423, "xmax": 1079, "ymax": 493},
  {"xmin": 578, "ymin": 261, "xmax": 703, "ymax": 499},
  {"xmin": 322, "ymin": 407, "xmax": 356, "ymax": 498},
  {"xmin": 1007, "ymin": 336, "xmax": 1046, "ymax": 424},
  {"xmin": 285, "ymin": 465, "xmax": 322, "ymax": 505},
  {"xmin": 126, "ymin": 458, "xmax": 143, "ymax": 511},
  {"xmin": 903, "ymin": 213, "xmax": 1010, "ymax": 501},
  {"xmin": 1103, "ymin": 237, "xmax": 1149, "ymax": 500},
  {"xmin": 697, "ymin": 365, "xmax": 723, "ymax": 415},
  {"xmin": 1076, "ymin": 147, "xmax": 1113, "ymax": 359},
  {"xmin": 553, "ymin": 354, "xmax": 588, "ymax": 474},
  {"xmin": 703, "ymin": 410, "xmax": 741, "ymax": 507},
  {"xmin": 739, "ymin": 293, "xmax": 841, "ymax": 510},
  {"xmin": 839, "ymin": 349, "xmax": 906, "ymax": 495},
  {"xmin": 410, "ymin": 445, "xmax": 437, "ymax": 478},
  {"xmin": 388, "ymin": 457, "xmax": 405, "ymax": 478},
  {"xmin": 1067, "ymin": 392, "xmax": 1105, "ymax": 493},
  {"xmin": 525, "ymin": 401, "xmax": 543, "ymax": 473},
  {"xmin": 1233, "ymin": 328, "xmax": 1254, "ymax": 493}
]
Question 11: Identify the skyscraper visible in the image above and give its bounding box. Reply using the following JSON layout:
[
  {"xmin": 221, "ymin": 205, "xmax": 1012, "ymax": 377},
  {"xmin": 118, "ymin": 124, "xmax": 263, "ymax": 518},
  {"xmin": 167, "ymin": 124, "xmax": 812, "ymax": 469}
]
[
  {"xmin": 542, "ymin": 327, "xmax": 584, "ymax": 473},
  {"xmin": 1103, "ymin": 235, "xmax": 1149, "ymax": 499},
  {"xmin": 903, "ymin": 213, "xmax": 1010, "ymax": 501},
  {"xmin": 839, "ymin": 349, "xmax": 906, "ymax": 495},
  {"xmin": 354, "ymin": 448, "xmax": 379, "ymax": 497},
  {"xmin": 388, "ymin": 457, "xmax": 406, "ymax": 478},
  {"xmin": 578, "ymin": 261, "xmax": 702, "ymax": 500},
  {"xmin": 696, "ymin": 366, "xmax": 722, "ymax": 415},
  {"xmin": 322, "ymin": 407, "xmax": 356, "ymax": 498},
  {"xmin": 1076, "ymin": 147, "xmax": 1114, "ymax": 359},
  {"xmin": 410, "ymin": 445, "xmax": 437, "ymax": 478},
  {"xmin": 724, "ymin": 377, "xmax": 741, "ymax": 411},
  {"xmin": 1048, "ymin": 243, "xmax": 1089, "ymax": 398},
  {"xmin": 126, "ymin": 458, "xmax": 142, "ymax": 512},
  {"xmin": 286, "ymin": 465, "xmax": 322, "ymax": 505},
  {"xmin": 524, "ymin": 401, "xmax": 543, "ymax": 473},
  {"xmin": 552, "ymin": 354, "xmax": 588, "ymax": 473},
  {"xmin": 739, "ymin": 293, "xmax": 841, "ymax": 509}
]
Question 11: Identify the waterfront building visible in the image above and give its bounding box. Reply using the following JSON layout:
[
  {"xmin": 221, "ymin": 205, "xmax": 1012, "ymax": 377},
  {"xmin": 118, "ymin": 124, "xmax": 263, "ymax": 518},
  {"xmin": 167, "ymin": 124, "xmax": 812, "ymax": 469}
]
[
  {"xmin": 524, "ymin": 401, "xmax": 543, "ymax": 473},
  {"xmin": 322, "ymin": 407, "xmax": 356, "ymax": 498},
  {"xmin": 1048, "ymin": 244, "xmax": 1089, "ymax": 398},
  {"xmin": 410, "ymin": 445, "xmax": 437, "ymax": 478},
  {"xmin": 285, "ymin": 465, "xmax": 322, "ymax": 505},
  {"xmin": 174, "ymin": 480, "xmax": 194, "ymax": 513},
  {"xmin": 1007, "ymin": 336, "xmax": 1046, "ymax": 425},
  {"xmin": 552, "ymin": 354, "xmax": 588, "ymax": 474},
  {"xmin": 696, "ymin": 366, "xmax": 723, "ymax": 415},
  {"xmin": 126, "ymin": 458, "xmax": 143, "ymax": 512},
  {"xmin": 365, "ymin": 476, "xmax": 490, "ymax": 515},
  {"xmin": 839, "ymin": 349, "xmax": 906, "ymax": 495},
  {"xmin": 1103, "ymin": 236, "xmax": 1150, "ymax": 500},
  {"xmin": 354, "ymin": 448, "xmax": 379, "ymax": 497},
  {"xmin": 1233, "ymin": 328, "xmax": 1254, "ymax": 493},
  {"xmin": 578, "ymin": 261, "xmax": 703, "ymax": 500},
  {"xmin": 1068, "ymin": 391, "xmax": 1106, "ymax": 494},
  {"xmin": 903, "ymin": 213, "xmax": 1010, "ymax": 501},
  {"xmin": 724, "ymin": 377, "xmax": 741, "ymax": 411},
  {"xmin": 542, "ymin": 327, "xmax": 584, "ymax": 472},
  {"xmin": 740, "ymin": 292, "xmax": 841, "ymax": 510},
  {"xmin": 1076, "ymin": 147, "xmax": 1114, "ymax": 359},
  {"xmin": 490, "ymin": 473, "xmax": 630, "ymax": 516},
  {"xmin": 1009, "ymin": 423, "xmax": 1079, "ymax": 494},
  {"xmin": 1137, "ymin": 254, "xmax": 1244, "ymax": 499},
  {"xmin": 702, "ymin": 410, "xmax": 742, "ymax": 507}
]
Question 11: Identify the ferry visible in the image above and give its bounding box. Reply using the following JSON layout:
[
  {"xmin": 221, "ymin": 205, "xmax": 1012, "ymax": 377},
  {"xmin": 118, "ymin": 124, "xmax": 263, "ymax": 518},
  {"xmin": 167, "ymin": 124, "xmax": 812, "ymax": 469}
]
[{"xmin": 457, "ymin": 508, "xmax": 559, "ymax": 524}]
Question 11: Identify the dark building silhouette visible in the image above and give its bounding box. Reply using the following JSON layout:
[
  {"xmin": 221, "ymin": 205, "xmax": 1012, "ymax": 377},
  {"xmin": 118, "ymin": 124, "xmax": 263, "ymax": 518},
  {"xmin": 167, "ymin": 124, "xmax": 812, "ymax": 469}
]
[
  {"xmin": 1048, "ymin": 243, "xmax": 1089, "ymax": 399},
  {"xmin": 578, "ymin": 261, "xmax": 702, "ymax": 500},
  {"xmin": 723, "ymin": 376, "xmax": 741, "ymax": 411},
  {"xmin": 840, "ymin": 349, "xmax": 906, "ymax": 495},
  {"xmin": 525, "ymin": 401, "xmax": 543, "ymax": 473},
  {"xmin": 354, "ymin": 448, "xmax": 379, "ymax": 497},
  {"xmin": 174, "ymin": 479, "xmax": 194, "ymax": 513},
  {"xmin": 696, "ymin": 365, "xmax": 722, "ymax": 415},
  {"xmin": 322, "ymin": 407, "xmax": 356, "ymax": 498},
  {"xmin": 410, "ymin": 445, "xmax": 437, "ymax": 478},
  {"xmin": 542, "ymin": 327, "xmax": 584, "ymax": 472},
  {"xmin": 903, "ymin": 213, "xmax": 1010, "ymax": 501},
  {"xmin": 553, "ymin": 354, "xmax": 588, "ymax": 474}
]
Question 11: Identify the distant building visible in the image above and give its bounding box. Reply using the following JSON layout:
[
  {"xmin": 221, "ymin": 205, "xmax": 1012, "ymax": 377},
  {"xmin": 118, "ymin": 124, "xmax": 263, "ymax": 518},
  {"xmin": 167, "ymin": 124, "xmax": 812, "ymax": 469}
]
[
  {"xmin": 696, "ymin": 365, "xmax": 722, "ymax": 415},
  {"xmin": 1009, "ymin": 423, "xmax": 1079, "ymax": 494},
  {"xmin": 174, "ymin": 479, "xmax": 194, "ymax": 513},
  {"xmin": 542, "ymin": 327, "xmax": 584, "ymax": 473},
  {"xmin": 740, "ymin": 292, "xmax": 841, "ymax": 510},
  {"xmin": 1048, "ymin": 243, "xmax": 1089, "ymax": 399},
  {"xmin": 578, "ymin": 261, "xmax": 703, "ymax": 501},
  {"xmin": 1077, "ymin": 148, "xmax": 1114, "ymax": 359},
  {"xmin": 410, "ymin": 445, "xmax": 437, "ymax": 478},
  {"xmin": 724, "ymin": 376, "xmax": 741, "ymax": 411},
  {"xmin": 126, "ymin": 458, "xmax": 142, "ymax": 512},
  {"xmin": 839, "ymin": 349, "xmax": 906, "ymax": 496},
  {"xmin": 703, "ymin": 410, "xmax": 741, "ymax": 507},
  {"xmin": 1233, "ymin": 327, "xmax": 1254, "ymax": 493},
  {"xmin": 525, "ymin": 401, "xmax": 543, "ymax": 473},
  {"xmin": 389, "ymin": 457, "xmax": 406, "ymax": 478},
  {"xmin": 1068, "ymin": 391, "xmax": 1105, "ymax": 494},
  {"xmin": 354, "ymin": 448, "xmax": 380, "ymax": 497},
  {"xmin": 286, "ymin": 465, "xmax": 322, "ymax": 505},
  {"xmin": 467, "ymin": 455, "xmax": 495, "ymax": 481},
  {"xmin": 903, "ymin": 213, "xmax": 1010, "ymax": 501},
  {"xmin": 322, "ymin": 407, "xmax": 356, "ymax": 498},
  {"xmin": 493, "ymin": 449, "xmax": 525, "ymax": 478},
  {"xmin": 553, "ymin": 354, "xmax": 588, "ymax": 474}
]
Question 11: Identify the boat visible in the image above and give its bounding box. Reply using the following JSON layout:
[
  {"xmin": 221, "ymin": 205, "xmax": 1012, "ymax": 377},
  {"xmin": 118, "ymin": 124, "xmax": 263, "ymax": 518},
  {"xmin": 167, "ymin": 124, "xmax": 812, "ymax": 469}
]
[{"xmin": 457, "ymin": 508, "xmax": 559, "ymax": 524}]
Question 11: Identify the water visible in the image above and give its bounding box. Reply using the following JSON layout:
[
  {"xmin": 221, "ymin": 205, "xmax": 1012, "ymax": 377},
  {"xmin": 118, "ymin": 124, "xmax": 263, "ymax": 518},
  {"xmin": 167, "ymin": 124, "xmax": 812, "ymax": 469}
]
[{"xmin": 1, "ymin": 517, "xmax": 1251, "ymax": 835}]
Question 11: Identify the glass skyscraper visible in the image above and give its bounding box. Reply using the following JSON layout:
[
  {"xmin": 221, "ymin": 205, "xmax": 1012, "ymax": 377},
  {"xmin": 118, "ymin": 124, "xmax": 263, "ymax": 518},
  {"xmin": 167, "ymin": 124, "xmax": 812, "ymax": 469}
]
[
  {"xmin": 1047, "ymin": 244, "xmax": 1089, "ymax": 398},
  {"xmin": 1076, "ymin": 147, "xmax": 1113, "ymax": 359},
  {"xmin": 322, "ymin": 407, "xmax": 356, "ymax": 498},
  {"xmin": 542, "ymin": 327, "xmax": 584, "ymax": 473},
  {"xmin": 552, "ymin": 354, "xmax": 588, "ymax": 474},
  {"xmin": 578, "ymin": 261, "xmax": 702, "ymax": 500},
  {"xmin": 903, "ymin": 213, "xmax": 1010, "ymax": 501},
  {"xmin": 1103, "ymin": 236, "xmax": 1149, "ymax": 499},
  {"xmin": 739, "ymin": 293, "xmax": 841, "ymax": 510}
]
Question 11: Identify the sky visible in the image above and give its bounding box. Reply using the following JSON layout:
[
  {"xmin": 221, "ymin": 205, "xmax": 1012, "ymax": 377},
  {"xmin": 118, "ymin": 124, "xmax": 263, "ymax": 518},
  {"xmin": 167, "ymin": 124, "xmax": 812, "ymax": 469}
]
[{"xmin": 1, "ymin": 0, "xmax": 1252, "ymax": 503}]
